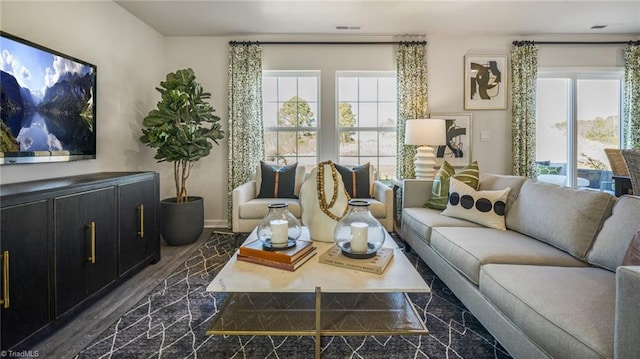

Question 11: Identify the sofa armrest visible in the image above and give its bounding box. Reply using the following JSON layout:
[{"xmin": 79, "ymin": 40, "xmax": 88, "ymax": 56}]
[
  {"xmin": 615, "ymin": 265, "xmax": 640, "ymax": 359},
  {"xmin": 372, "ymin": 180, "xmax": 393, "ymax": 228},
  {"xmin": 402, "ymin": 179, "xmax": 433, "ymax": 208},
  {"xmin": 232, "ymin": 180, "xmax": 257, "ymax": 232}
]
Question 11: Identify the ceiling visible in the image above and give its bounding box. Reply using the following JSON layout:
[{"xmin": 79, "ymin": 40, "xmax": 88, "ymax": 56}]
[{"xmin": 114, "ymin": 0, "xmax": 640, "ymax": 37}]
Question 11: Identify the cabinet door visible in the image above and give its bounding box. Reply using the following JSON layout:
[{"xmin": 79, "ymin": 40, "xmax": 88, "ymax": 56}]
[
  {"xmin": 1, "ymin": 201, "xmax": 50, "ymax": 350},
  {"xmin": 118, "ymin": 179, "xmax": 157, "ymax": 275},
  {"xmin": 55, "ymin": 187, "xmax": 116, "ymax": 317}
]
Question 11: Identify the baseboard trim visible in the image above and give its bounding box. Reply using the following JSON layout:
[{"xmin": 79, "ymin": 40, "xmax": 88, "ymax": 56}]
[{"xmin": 205, "ymin": 219, "xmax": 228, "ymax": 228}]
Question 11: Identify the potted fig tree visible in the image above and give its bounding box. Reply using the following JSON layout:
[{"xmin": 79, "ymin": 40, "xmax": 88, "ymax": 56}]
[{"xmin": 140, "ymin": 68, "xmax": 224, "ymax": 245}]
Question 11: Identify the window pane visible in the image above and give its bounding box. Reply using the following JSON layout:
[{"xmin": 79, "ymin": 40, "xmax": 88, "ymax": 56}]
[
  {"xmin": 536, "ymin": 78, "xmax": 569, "ymax": 165},
  {"xmin": 338, "ymin": 77, "xmax": 358, "ymax": 101},
  {"xmin": 264, "ymin": 131, "xmax": 277, "ymax": 157},
  {"xmin": 278, "ymin": 77, "xmax": 297, "ymax": 101},
  {"xmin": 378, "ymin": 77, "xmax": 397, "ymax": 101},
  {"xmin": 358, "ymin": 103, "xmax": 377, "ymax": 127},
  {"xmin": 263, "ymin": 72, "xmax": 319, "ymax": 164},
  {"xmin": 378, "ymin": 103, "xmax": 397, "ymax": 127},
  {"xmin": 298, "ymin": 77, "xmax": 318, "ymax": 101},
  {"xmin": 359, "ymin": 77, "xmax": 377, "ymax": 101},
  {"xmin": 337, "ymin": 73, "xmax": 397, "ymax": 173},
  {"xmin": 576, "ymin": 79, "xmax": 619, "ymax": 189},
  {"xmin": 577, "ymin": 79, "xmax": 620, "ymax": 169},
  {"xmin": 339, "ymin": 129, "xmax": 358, "ymax": 156},
  {"xmin": 377, "ymin": 156, "xmax": 397, "ymax": 181},
  {"xmin": 379, "ymin": 131, "xmax": 397, "ymax": 156},
  {"xmin": 298, "ymin": 130, "xmax": 317, "ymax": 156},
  {"xmin": 277, "ymin": 131, "xmax": 297, "ymax": 156},
  {"xmin": 263, "ymin": 77, "xmax": 278, "ymax": 102},
  {"xmin": 338, "ymin": 157, "xmax": 359, "ymax": 166},
  {"xmin": 263, "ymin": 103, "xmax": 278, "ymax": 127},
  {"xmin": 303, "ymin": 102, "xmax": 318, "ymax": 127},
  {"xmin": 359, "ymin": 131, "xmax": 378, "ymax": 156}
]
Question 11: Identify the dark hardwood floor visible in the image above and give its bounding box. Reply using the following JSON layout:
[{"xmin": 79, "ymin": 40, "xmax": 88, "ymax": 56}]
[{"xmin": 32, "ymin": 228, "xmax": 225, "ymax": 358}]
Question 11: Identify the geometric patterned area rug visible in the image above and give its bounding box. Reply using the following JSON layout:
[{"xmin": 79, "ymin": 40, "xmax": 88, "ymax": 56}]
[{"xmin": 75, "ymin": 232, "xmax": 512, "ymax": 359}]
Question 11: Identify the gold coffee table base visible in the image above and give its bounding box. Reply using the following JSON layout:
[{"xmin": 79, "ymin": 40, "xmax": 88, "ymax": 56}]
[{"xmin": 207, "ymin": 287, "xmax": 428, "ymax": 359}]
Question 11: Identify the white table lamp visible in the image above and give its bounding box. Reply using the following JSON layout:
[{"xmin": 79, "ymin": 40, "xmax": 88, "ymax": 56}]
[{"xmin": 404, "ymin": 119, "xmax": 447, "ymax": 179}]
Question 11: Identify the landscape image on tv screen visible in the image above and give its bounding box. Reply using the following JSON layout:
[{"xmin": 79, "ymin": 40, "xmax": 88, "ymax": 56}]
[{"xmin": 0, "ymin": 32, "xmax": 96, "ymax": 164}]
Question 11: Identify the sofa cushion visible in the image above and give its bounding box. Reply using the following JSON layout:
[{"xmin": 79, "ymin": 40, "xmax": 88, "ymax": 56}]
[
  {"xmin": 506, "ymin": 180, "xmax": 616, "ymax": 260},
  {"xmin": 426, "ymin": 161, "xmax": 479, "ymax": 210},
  {"xmin": 402, "ymin": 207, "xmax": 482, "ymax": 245},
  {"xmin": 334, "ymin": 162, "xmax": 372, "ymax": 199},
  {"xmin": 587, "ymin": 195, "xmax": 640, "ymax": 271},
  {"xmin": 480, "ymin": 265, "xmax": 615, "ymax": 359},
  {"xmin": 255, "ymin": 162, "xmax": 306, "ymax": 197},
  {"xmin": 441, "ymin": 178, "xmax": 510, "ymax": 230},
  {"xmin": 478, "ymin": 173, "xmax": 527, "ymax": 212},
  {"xmin": 430, "ymin": 227, "xmax": 587, "ymax": 285},
  {"xmin": 238, "ymin": 198, "xmax": 301, "ymax": 219}
]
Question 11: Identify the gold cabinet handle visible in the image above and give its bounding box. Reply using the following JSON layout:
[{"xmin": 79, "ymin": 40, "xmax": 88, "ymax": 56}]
[
  {"xmin": 87, "ymin": 222, "xmax": 96, "ymax": 264},
  {"xmin": 138, "ymin": 204, "xmax": 144, "ymax": 238},
  {"xmin": 1, "ymin": 251, "xmax": 9, "ymax": 309}
]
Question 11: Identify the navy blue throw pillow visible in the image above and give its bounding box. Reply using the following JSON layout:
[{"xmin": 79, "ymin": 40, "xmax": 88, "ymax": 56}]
[
  {"xmin": 257, "ymin": 161, "xmax": 298, "ymax": 199},
  {"xmin": 334, "ymin": 163, "xmax": 371, "ymax": 199}
]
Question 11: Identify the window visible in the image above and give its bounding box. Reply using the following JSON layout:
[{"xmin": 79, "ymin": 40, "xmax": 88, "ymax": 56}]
[
  {"xmin": 262, "ymin": 71, "xmax": 319, "ymax": 168},
  {"xmin": 536, "ymin": 70, "xmax": 622, "ymax": 191},
  {"xmin": 336, "ymin": 72, "xmax": 397, "ymax": 181}
]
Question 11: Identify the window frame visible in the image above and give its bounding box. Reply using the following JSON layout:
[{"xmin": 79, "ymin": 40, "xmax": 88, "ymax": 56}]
[
  {"xmin": 262, "ymin": 70, "xmax": 321, "ymax": 167},
  {"xmin": 335, "ymin": 71, "xmax": 398, "ymax": 181},
  {"xmin": 537, "ymin": 67, "xmax": 624, "ymax": 187}
]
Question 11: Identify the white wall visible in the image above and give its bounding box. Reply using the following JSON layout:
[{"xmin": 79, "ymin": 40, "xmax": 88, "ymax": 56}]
[
  {"xmin": 1, "ymin": 2, "xmax": 632, "ymax": 227},
  {"xmin": 0, "ymin": 1, "xmax": 164, "ymax": 183}
]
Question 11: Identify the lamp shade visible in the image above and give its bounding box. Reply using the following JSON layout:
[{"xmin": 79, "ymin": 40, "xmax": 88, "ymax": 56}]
[{"xmin": 404, "ymin": 119, "xmax": 446, "ymax": 146}]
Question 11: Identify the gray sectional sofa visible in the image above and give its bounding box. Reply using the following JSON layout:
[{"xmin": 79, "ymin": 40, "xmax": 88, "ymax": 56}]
[{"xmin": 399, "ymin": 174, "xmax": 640, "ymax": 359}]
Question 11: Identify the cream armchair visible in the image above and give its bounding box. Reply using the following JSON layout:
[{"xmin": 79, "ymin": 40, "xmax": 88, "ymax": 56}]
[
  {"xmin": 231, "ymin": 164, "xmax": 394, "ymax": 233},
  {"xmin": 232, "ymin": 164, "xmax": 306, "ymax": 233}
]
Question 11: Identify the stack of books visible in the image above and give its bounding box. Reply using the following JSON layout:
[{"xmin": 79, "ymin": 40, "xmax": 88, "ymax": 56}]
[
  {"xmin": 319, "ymin": 246, "xmax": 394, "ymax": 274},
  {"xmin": 237, "ymin": 239, "xmax": 317, "ymax": 271}
]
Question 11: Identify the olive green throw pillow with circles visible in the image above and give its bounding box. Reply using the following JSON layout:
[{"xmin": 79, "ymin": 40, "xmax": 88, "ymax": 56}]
[{"xmin": 426, "ymin": 161, "xmax": 480, "ymax": 210}]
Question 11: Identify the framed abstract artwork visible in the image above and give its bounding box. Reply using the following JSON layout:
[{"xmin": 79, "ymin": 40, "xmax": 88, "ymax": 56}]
[
  {"xmin": 429, "ymin": 112, "xmax": 473, "ymax": 168},
  {"xmin": 464, "ymin": 55, "xmax": 507, "ymax": 110}
]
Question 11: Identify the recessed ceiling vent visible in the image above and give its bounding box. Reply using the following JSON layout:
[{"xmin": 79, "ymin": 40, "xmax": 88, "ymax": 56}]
[
  {"xmin": 336, "ymin": 26, "xmax": 361, "ymax": 30},
  {"xmin": 591, "ymin": 25, "xmax": 608, "ymax": 29}
]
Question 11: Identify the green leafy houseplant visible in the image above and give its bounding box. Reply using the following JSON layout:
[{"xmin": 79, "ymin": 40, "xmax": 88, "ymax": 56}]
[{"xmin": 140, "ymin": 68, "xmax": 224, "ymax": 203}]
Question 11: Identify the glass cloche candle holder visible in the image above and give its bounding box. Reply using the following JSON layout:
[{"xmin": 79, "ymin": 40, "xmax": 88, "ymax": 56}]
[
  {"xmin": 257, "ymin": 203, "xmax": 302, "ymax": 250},
  {"xmin": 333, "ymin": 199, "xmax": 386, "ymax": 259}
]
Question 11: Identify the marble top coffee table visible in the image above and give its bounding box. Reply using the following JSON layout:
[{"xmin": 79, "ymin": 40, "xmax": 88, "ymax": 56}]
[{"xmin": 206, "ymin": 227, "xmax": 430, "ymax": 359}]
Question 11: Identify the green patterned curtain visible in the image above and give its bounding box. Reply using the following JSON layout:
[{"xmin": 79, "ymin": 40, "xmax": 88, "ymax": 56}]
[
  {"xmin": 510, "ymin": 42, "xmax": 538, "ymax": 177},
  {"xmin": 396, "ymin": 41, "xmax": 428, "ymax": 179},
  {"xmin": 228, "ymin": 43, "xmax": 263, "ymax": 227},
  {"xmin": 623, "ymin": 44, "xmax": 640, "ymax": 149}
]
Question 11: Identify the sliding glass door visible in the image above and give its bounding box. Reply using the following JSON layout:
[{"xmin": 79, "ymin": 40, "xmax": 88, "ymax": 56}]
[{"xmin": 536, "ymin": 70, "xmax": 622, "ymax": 191}]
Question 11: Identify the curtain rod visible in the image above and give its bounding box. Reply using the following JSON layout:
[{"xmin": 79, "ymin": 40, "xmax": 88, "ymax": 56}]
[
  {"xmin": 513, "ymin": 40, "xmax": 640, "ymax": 46},
  {"xmin": 229, "ymin": 40, "xmax": 426, "ymax": 45}
]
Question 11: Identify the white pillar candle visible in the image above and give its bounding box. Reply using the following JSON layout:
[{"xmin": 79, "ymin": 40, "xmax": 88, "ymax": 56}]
[
  {"xmin": 350, "ymin": 222, "xmax": 369, "ymax": 253},
  {"xmin": 270, "ymin": 219, "xmax": 289, "ymax": 246}
]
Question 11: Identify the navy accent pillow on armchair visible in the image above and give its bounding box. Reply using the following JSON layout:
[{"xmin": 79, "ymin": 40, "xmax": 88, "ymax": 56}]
[
  {"xmin": 257, "ymin": 161, "xmax": 298, "ymax": 199},
  {"xmin": 334, "ymin": 163, "xmax": 372, "ymax": 199}
]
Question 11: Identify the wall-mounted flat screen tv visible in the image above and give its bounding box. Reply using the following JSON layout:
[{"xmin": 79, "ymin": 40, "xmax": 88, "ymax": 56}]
[{"xmin": 0, "ymin": 32, "xmax": 97, "ymax": 164}]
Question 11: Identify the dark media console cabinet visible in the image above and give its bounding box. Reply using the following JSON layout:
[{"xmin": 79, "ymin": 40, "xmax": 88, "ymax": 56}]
[{"xmin": 0, "ymin": 172, "xmax": 160, "ymax": 350}]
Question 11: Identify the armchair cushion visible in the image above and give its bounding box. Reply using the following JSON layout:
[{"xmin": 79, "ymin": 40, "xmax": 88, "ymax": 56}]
[
  {"xmin": 334, "ymin": 162, "xmax": 372, "ymax": 198},
  {"xmin": 256, "ymin": 161, "xmax": 298, "ymax": 199}
]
